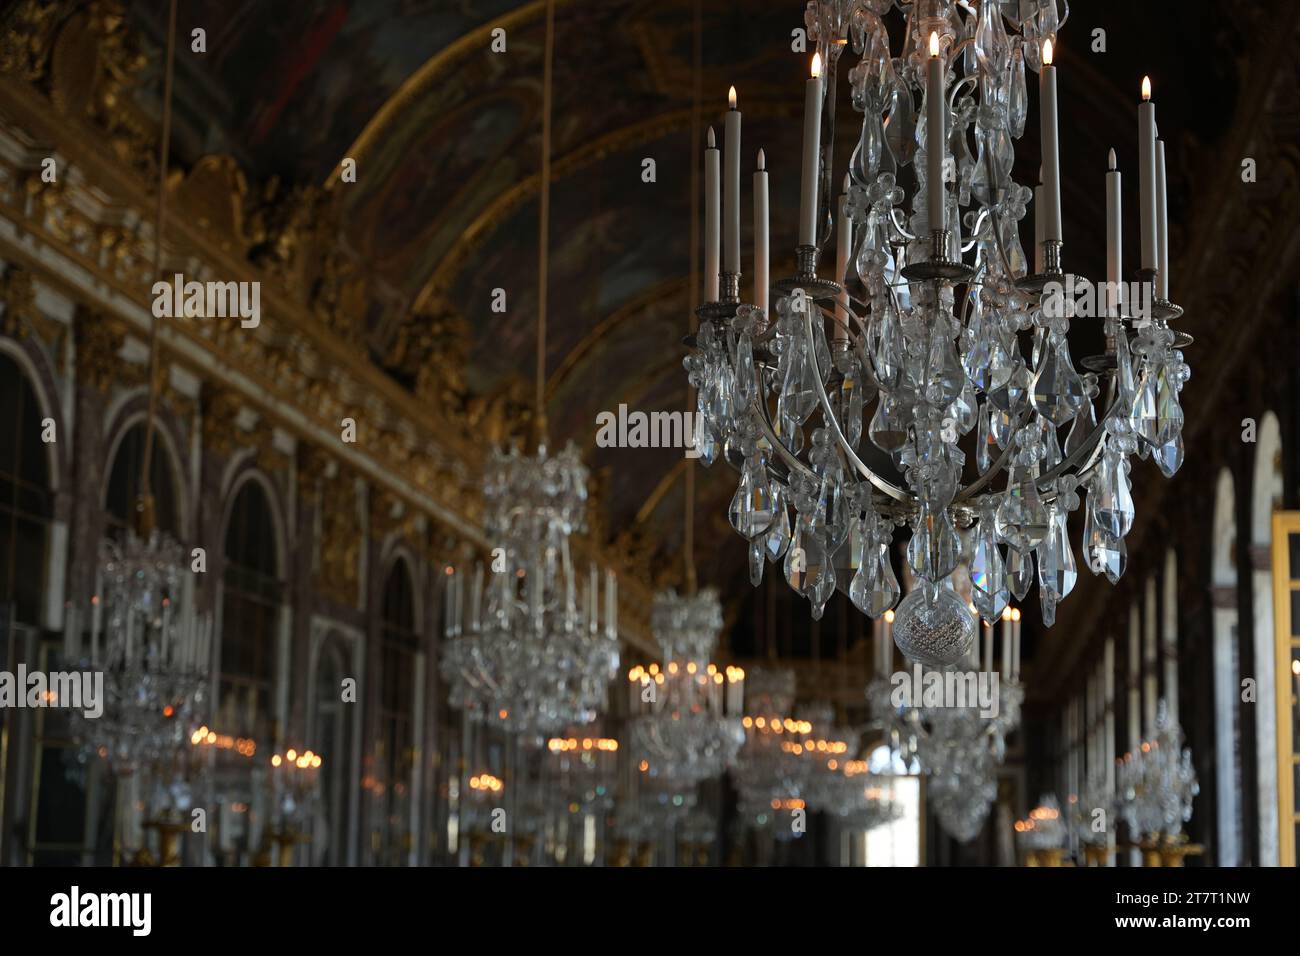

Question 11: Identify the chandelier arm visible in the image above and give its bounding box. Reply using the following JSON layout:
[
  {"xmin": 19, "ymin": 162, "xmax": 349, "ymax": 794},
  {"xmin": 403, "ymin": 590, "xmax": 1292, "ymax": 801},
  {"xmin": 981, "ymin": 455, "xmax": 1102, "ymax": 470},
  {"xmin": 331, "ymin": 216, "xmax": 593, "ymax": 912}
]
[
  {"xmin": 961, "ymin": 208, "xmax": 990, "ymax": 253},
  {"xmin": 801, "ymin": 302, "xmax": 912, "ymax": 503},
  {"xmin": 888, "ymin": 207, "xmax": 918, "ymax": 242}
]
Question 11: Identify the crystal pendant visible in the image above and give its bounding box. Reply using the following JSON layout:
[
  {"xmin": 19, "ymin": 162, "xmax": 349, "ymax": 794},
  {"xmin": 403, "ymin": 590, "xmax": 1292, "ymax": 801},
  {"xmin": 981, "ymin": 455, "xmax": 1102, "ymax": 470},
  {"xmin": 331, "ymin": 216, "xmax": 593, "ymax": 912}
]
[
  {"xmin": 1036, "ymin": 505, "xmax": 1077, "ymax": 604},
  {"xmin": 729, "ymin": 455, "xmax": 776, "ymax": 538},
  {"xmin": 749, "ymin": 535, "xmax": 766, "ymax": 587},
  {"xmin": 906, "ymin": 506, "xmax": 962, "ymax": 583},
  {"xmin": 765, "ymin": 489, "xmax": 791, "ymax": 562},
  {"xmin": 1006, "ymin": 545, "xmax": 1033, "ymax": 601},
  {"xmin": 892, "ymin": 586, "xmax": 978, "ymax": 667},
  {"xmin": 1030, "ymin": 336, "xmax": 1085, "ymax": 426},
  {"xmin": 970, "ymin": 517, "xmax": 1009, "ymax": 622},
  {"xmin": 1084, "ymin": 503, "xmax": 1127, "ymax": 584},
  {"xmin": 995, "ymin": 478, "xmax": 1049, "ymax": 552},
  {"xmin": 1091, "ymin": 448, "xmax": 1134, "ymax": 538}
]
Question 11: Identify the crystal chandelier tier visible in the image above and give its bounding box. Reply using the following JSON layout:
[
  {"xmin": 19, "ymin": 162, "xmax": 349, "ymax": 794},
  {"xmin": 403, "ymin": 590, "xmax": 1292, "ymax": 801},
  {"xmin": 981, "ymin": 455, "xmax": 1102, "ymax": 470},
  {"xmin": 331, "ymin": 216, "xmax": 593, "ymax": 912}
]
[
  {"xmin": 441, "ymin": 446, "xmax": 620, "ymax": 736},
  {"xmin": 626, "ymin": 588, "xmax": 745, "ymax": 786},
  {"xmin": 1015, "ymin": 793, "xmax": 1067, "ymax": 851},
  {"xmin": 686, "ymin": 0, "xmax": 1190, "ymax": 666},
  {"xmin": 1117, "ymin": 699, "xmax": 1198, "ymax": 842}
]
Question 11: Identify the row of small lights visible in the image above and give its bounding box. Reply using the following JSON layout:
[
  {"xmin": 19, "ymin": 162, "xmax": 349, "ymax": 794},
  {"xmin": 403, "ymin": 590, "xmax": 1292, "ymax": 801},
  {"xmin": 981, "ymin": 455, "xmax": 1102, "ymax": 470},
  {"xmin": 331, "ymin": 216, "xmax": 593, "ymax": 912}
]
[
  {"xmin": 1013, "ymin": 803, "xmax": 1061, "ymax": 833},
  {"xmin": 769, "ymin": 798, "xmax": 805, "ymax": 811},
  {"xmin": 470, "ymin": 773, "xmax": 504, "ymax": 793},
  {"xmin": 780, "ymin": 738, "xmax": 849, "ymax": 757},
  {"xmin": 741, "ymin": 716, "xmax": 813, "ymax": 734},
  {"xmin": 190, "ymin": 726, "xmax": 256, "ymax": 757},
  {"xmin": 627, "ymin": 663, "xmax": 745, "ymax": 684},
  {"xmin": 271, "ymin": 748, "xmax": 322, "ymax": 770},
  {"xmin": 546, "ymin": 737, "xmax": 619, "ymax": 753}
]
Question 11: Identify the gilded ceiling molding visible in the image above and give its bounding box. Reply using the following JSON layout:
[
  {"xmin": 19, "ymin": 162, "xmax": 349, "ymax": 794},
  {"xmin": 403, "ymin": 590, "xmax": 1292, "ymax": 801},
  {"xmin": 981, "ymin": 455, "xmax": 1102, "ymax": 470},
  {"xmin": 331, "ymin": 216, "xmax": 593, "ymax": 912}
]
[
  {"xmin": 633, "ymin": 457, "xmax": 688, "ymax": 527},
  {"xmin": 545, "ymin": 276, "xmax": 691, "ymax": 405},
  {"xmin": 328, "ymin": 0, "xmax": 583, "ymax": 186},
  {"xmin": 416, "ymin": 101, "xmax": 795, "ymax": 312},
  {"xmin": 418, "ymin": 109, "xmax": 695, "ymax": 310}
]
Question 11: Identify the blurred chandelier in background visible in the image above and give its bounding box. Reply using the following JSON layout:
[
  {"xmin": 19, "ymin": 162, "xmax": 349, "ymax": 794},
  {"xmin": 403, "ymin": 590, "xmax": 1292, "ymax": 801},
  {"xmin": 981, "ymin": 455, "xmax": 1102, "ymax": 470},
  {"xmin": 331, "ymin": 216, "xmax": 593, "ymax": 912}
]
[
  {"xmin": 67, "ymin": 525, "xmax": 213, "ymax": 774},
  {"xmin": 688, "ymin": 0, "xmax": 1191, "ymax": 668},
  {"xmin": 1117, "ymin": 699, "xmax": 1198, "ymax": 845},
  {"xmin": 626, "ymin": 588, "xmax": 745, "ymax": 785},
  {"xmin": 441, "ymin": 445, "xmax": 619, "ymax": 736}
]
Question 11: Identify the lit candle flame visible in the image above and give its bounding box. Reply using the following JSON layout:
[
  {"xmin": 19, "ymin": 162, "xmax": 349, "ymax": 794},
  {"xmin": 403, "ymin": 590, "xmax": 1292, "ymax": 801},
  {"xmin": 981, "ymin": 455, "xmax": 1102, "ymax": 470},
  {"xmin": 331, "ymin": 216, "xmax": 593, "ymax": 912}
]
[
  {"xmin": 1042, "ymin": 38, "xmax": 1053, "ymax": 66},
  {"xmin": 728, "ymin": 85, "xmax": 737, "ymax": 109},
  {"xmin": 884, "ymin": 608, "xmax": 895, "ymax": 623},
  {"xmin": 1141, "ymin": 75, "xmax": 1152, "ymax": 101},
  {"xmin": 929, "ymin": 31, "xmax": 939, "ymax": 58},
  {"xmin": 811, "ymin": 52, "xmax": 822, "ymax": 78}
]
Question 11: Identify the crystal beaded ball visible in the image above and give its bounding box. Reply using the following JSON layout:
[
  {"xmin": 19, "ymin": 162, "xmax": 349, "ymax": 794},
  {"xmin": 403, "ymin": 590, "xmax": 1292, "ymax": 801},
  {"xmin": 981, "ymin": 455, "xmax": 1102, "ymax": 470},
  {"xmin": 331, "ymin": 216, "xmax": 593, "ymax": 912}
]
[{"xmin": 891, "ymin": 587, "xmax": 977, "ymax": 667}]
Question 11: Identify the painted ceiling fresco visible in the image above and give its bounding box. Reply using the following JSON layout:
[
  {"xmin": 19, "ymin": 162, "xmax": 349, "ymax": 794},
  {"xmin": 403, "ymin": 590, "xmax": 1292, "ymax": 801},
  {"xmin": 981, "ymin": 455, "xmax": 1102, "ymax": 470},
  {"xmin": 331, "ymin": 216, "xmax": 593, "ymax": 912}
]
[{"xmin": 121, "ymin": 0, "xmax": 1237, "ymax": 608}]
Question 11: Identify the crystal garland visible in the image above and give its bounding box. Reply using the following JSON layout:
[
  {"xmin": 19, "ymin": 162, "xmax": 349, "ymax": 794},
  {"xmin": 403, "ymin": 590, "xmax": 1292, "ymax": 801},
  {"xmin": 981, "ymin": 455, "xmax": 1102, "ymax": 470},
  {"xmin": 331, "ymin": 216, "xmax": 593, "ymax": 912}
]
[
  {"xmin": 686, "ymin": 0, "xmax": 1191, "ymax": 668},
  {"xmin": 67, "ymin": 529, "xmax": 213, "ymax": 774},
  {"xmin": 442, "ymin": 444, "xmax": 619, "ymax": 736},
  {"xmin": 626, "ymin": 588, "xmax": 745, "ymax": 785}
]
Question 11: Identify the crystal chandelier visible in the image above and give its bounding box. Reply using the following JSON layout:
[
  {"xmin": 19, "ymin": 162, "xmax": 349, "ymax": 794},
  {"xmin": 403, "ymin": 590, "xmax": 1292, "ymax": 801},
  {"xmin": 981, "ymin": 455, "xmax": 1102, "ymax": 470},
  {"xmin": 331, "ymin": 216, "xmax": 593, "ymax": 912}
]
[
  {"xmin": 626, "ymin": 588, "xmax": 745, "ymax": 785},
  {"xmin": 686, "ymin": 0, "xmax": 1190, "ymax": 666},
  {"xmin": 441, "ymin": 445, "xmax": 619, "ymax": 736},
  {"xmin": 67, "ymin": 528, "xmax": 213, "ymax": 774},
  {"xmin": 1015, "ymin": 793, "xmax": 1067, "ymax": 851},
  {"xmin": 441, "ymin": 0, "xmax": 618, "ymax": 737},
  {"xmin": 1116, "ymin": 699, "xmax": 1198, "ymax": 843}
]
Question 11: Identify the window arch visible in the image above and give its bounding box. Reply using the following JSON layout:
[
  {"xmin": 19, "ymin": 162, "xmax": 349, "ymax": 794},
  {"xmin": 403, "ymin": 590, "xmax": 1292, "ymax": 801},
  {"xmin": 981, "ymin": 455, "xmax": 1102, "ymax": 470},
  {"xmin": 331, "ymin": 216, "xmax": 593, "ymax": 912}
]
[
  {"xmin": 376, "ymin": 556, "xmax": 421, "ymax": 865},
  {"xmin": 1251, "ymin": 411, "xmax": 1283, "ymax": 865},
  {"xmin": 219, "ymin": 478, "xmax": 283, "ymax": 741},
  {"xmin": 103, "ymin": 421, "xmax": 181, "ymax": 540},
  {"xmin": 0, "ymin": 350, "xmax": 53, "ymax": 625}
]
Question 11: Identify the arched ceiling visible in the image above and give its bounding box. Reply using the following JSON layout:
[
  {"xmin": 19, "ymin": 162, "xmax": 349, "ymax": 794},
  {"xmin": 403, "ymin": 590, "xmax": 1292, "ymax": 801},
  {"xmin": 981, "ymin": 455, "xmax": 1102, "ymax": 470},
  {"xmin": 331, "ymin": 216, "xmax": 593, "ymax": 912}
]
[{"xmin": 126, "ymin": 0, "xmax": 1243, "ymax": 612}]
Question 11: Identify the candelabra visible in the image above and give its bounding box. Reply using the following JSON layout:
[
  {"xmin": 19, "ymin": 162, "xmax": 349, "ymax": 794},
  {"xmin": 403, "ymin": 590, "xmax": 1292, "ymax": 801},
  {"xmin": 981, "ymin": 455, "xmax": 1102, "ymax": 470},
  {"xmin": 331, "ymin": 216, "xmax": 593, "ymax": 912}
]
[
  {"xmin": 1016, "ymin": 793, "xmax": 1068, "ymax": 865},
  {"xmin": 686, "ymin": 0, "xmax": 1191, "ymax": 668}
]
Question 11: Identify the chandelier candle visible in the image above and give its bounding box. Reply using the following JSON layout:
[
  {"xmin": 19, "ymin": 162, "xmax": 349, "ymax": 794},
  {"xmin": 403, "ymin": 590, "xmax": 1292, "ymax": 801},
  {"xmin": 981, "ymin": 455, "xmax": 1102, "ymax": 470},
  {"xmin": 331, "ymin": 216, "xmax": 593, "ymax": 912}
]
[
  {"xmin": 834, "ymin": 174, "xmax": 851, "ymax": 343},
  {"xmin": 1034, "ymin": 182, "xmax": 1045, "ymax": 273},
  {"xmin": 1106, "ymin": 149, "xmax": 1122, "ymax": 311},
  {"xmin": 705, "ymin": 126, "xmax": 720, "ymax": 301},
  {"xmin": 1039, "ymin": 40, "xmax": 1062, "ymax": 243},
  {"xmin": 755, "ymin": 149, "xmax": 769, "ymax": 313},
  {"xmin": 725, "ymin": 87, "xmax": 741, "ymax": 277},
  {"xmin": 1001, "ymin": 607, "xmax": 1012, "ymax": 678},
  {"xmin": 1138, "ymin": 76, "xmax": 1157, "ymax": 271},
  {"xmin": 799, "ymin": 54, "xmax": 823, "ymax": 247},
  {"xmin": 926, "ymin": 32, "xmax": 945, "ymax": 233},
  {"xmin": 1156, "ymin": 138, "xmax": 1169, "ymax": 299}
]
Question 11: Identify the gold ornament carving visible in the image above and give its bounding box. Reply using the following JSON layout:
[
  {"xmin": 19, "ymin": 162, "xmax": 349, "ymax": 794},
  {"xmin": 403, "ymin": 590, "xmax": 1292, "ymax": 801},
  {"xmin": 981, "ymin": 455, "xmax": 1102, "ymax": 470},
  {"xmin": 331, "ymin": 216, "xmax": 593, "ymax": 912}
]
[
  {"xmin": 73, "ymin": 307, "xmax": 128, "ymax": 393},
  {"xmin": 317, "ymin": 471, "xmax": 361, "ymax": 606},
  {"xmin": 201, "ymin": 386, "xmax": 245, "ymax": 460}
]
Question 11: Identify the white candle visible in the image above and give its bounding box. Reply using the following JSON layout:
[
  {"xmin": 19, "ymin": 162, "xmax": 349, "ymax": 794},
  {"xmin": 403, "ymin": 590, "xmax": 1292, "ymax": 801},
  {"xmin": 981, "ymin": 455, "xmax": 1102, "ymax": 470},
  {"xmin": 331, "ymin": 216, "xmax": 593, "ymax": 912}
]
[
  {"xmin": 1106, "ymin": 148, "xmax": 1122, "ymax": 313},
  {"xmin": 1138, "ymin": 76, "xmax": 1157, "ymax": 271},
  {"xmin": 983, "ymin": 622, "xmax": 993, "ymax": 674},
  {"xmin": 1040, "ymin": 40, "xmax": 1062, "ymax": 242},
  {"xmin": 1033, "ymin": 182, "xmax": 1045, "ymax": 273},
  {"xmin": 1156, "ymin": 138, "xmax": 1169, "ymax": 299},
  {"xmin": 926, "ymin": 32, "xmax": 945, "ymax": 233},
  {"xmin": 883, "ymin": 610, "xmax": 895, "ymax": 673},
  {"xmin": 724, "ymin": 87, "xmax": 741, "ymax": 275},
  {"xmin": 1001, "ymin": 608, "xmax": 1012, "ymax": 678},
  {"xmin": 798, "ymin": 54, "xmax": 824, "ymax": 247},
  {"xmin": 1012, "ymin": 610, "xmax": 1022, "ymax": 681},
  {"xmin": 704, "ymin": 127, "xmax": 720, "ymax": 301},
  {"xmin": 834, "ymin": 176, "xmax": 852, "ymax": 344},
  {"xmin": 754, "ymin": 149, "xmax": 769, "ymax": 313}
]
